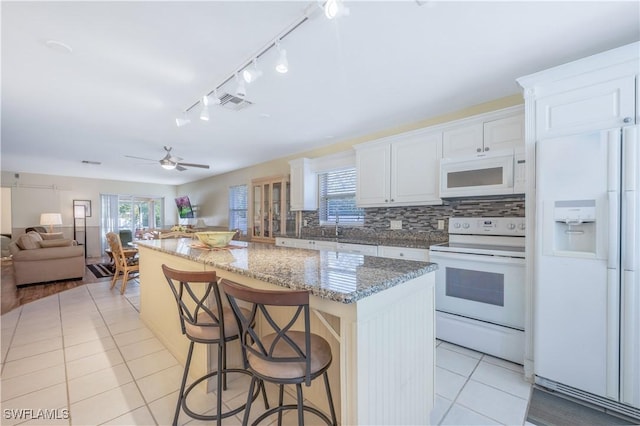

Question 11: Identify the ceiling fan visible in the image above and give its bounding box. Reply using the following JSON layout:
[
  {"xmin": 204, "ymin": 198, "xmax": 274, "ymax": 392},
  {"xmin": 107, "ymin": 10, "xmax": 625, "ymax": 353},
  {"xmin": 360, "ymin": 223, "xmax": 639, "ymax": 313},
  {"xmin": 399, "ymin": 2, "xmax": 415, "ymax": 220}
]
[{"xmin": 125, "ymin": 146, "xmax": 210, "ymax": 171}]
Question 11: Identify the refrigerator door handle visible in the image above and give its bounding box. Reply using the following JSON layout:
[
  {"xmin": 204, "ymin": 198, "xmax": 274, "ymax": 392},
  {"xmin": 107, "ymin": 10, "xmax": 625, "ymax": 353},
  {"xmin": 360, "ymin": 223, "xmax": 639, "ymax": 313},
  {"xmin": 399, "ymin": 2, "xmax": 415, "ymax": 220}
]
[
  {"xmin": 608, "ymin": 192, "xmax": 619, "ymax": 269},
  {"xmin": 622, "ymin": 125, "xmax": 638, "ymax": 272},
  {"xmin": 607, "ymin": 129, "xmax": 621, "ymax": 269},
  {"xmin": 624, "ymin": 191, "xmax": 637, "ymax": 271}
]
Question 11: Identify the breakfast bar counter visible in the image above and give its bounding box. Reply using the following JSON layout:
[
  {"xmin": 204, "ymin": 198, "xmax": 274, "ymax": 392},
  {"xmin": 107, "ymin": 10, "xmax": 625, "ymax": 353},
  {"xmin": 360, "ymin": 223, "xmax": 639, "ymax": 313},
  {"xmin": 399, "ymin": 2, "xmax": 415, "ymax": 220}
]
[{"xmin": 136, "ymin": 238, "xmax": 437, "ymax": 425}]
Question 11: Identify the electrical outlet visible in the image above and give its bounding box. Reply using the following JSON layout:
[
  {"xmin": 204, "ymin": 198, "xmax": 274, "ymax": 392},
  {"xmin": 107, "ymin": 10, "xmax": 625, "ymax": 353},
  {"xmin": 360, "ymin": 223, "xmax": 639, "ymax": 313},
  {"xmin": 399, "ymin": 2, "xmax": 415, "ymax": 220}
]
[
  {"xmin": 437, "ymin": 219, "xmax": 445, "ymax": 230},
  {"xmin": 303, "ymin": 219, "xmax": 308, "ymax": 226},
  {"xmin": 390, "ymin": 220, "xmax": 402, "ymax": 230}
]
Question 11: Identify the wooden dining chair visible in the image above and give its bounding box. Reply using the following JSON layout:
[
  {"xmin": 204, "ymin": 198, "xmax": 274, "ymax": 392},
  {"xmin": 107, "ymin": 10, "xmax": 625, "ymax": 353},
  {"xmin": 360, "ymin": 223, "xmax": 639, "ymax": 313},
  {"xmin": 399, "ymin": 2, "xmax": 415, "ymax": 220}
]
[{"xmin": 105, "ymin": 232, "xmax": 139, "ymax": 294}]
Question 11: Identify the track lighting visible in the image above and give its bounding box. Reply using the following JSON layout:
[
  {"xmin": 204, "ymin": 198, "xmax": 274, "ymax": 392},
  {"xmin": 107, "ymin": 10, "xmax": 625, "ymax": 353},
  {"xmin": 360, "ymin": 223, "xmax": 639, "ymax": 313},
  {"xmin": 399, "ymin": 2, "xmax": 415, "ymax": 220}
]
[
  {"xmin": 275, "ymin": 40, "xmax": 288, "ymax": 74},
  {"xmin": 242, "ymin": 59, "xmax": 263, "ymax": 84},
  {"xmin": 235, "ymin": 73, "xmax": 246, "ymax": 98},
  {"xmin": 175, "ymin": 112, "xmax": 190, "ymax": 127},
  {"xmin": 174, "ymin": 8, "xmax": 316, "ymax": 125},
  {"xmin": 324, "ymin": 0, "xmax": 349, "ymax": 19}
]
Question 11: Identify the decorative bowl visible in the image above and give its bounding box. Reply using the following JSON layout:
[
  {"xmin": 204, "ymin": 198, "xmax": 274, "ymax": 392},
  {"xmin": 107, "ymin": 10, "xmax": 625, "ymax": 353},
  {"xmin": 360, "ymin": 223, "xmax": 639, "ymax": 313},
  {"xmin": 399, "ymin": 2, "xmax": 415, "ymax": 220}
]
[{"xmin": 194, "ymin": 231, "xmax": 236, "ymax": 248}]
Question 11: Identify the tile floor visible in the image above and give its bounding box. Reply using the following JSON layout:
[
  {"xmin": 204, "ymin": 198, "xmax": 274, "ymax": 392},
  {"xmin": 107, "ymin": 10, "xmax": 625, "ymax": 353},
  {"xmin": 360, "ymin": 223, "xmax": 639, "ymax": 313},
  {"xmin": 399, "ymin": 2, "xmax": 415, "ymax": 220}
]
[{"xmin": 1, "ymin": 277, "xmax": 535, "ymax": 425}]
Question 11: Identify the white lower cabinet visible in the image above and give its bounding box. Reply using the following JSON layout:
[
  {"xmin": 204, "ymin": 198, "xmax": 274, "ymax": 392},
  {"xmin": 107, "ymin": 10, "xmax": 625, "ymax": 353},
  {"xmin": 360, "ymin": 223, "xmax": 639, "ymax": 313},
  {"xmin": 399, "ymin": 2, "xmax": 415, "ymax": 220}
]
[
  {"xmin": 377, "ymin": 246, "xmax": 429, "ymax": 262},
  {"xmin": 275, "ymin": 237, "xmax": 337, "ymax": 250},
  {"xmin": 336, "ymin": 242, "xmax": 378, "ymax": 256}
]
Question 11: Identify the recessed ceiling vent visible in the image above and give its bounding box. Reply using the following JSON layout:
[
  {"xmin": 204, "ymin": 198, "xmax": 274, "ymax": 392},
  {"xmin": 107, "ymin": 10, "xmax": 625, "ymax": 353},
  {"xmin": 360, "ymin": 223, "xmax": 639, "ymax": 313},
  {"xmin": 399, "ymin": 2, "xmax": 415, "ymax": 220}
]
[{"xmin": 217, "ymin": 92, "xmax": 253, "ymax": 111}]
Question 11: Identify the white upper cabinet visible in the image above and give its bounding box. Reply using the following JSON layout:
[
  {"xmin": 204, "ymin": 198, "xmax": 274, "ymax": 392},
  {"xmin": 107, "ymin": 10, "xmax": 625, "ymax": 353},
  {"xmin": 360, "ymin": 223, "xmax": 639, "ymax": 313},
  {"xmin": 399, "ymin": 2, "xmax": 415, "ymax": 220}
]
[
  {"xmin": 517, "ymin": 41, "xmax": 639, "ymax": 139},
  {"xmin": 442, "ymin": 123, "xmax": 483, "ymax": 158},
  {"xmin": 534, "ymin": 76, "xmax": 636, "ymax": 139},
  {"xmin": 484, "ymin": 114, "xmax": 525, "ymax": 153},
  {"xmin": 355, "ymin": 144, "xmax": 391, "ymax": 206},
  {"xmin": 443, "ymin": 113, "xmax": 524, "ymax": 158},
  {"xmin": 356, "ymin": 131, "xmax": 442, "ymax": 207},
  {"xmin": 289, "ymin": 158, "xmax": 317, "ymax": 211}
]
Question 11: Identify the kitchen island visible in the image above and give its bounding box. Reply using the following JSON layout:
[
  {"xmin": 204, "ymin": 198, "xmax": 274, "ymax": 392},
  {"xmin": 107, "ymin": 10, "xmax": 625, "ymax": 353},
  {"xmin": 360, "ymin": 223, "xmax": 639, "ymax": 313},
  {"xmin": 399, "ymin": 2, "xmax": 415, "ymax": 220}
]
[{"xmin": 136, "ymin": 238, "xmax": 437, "ymax": 425}]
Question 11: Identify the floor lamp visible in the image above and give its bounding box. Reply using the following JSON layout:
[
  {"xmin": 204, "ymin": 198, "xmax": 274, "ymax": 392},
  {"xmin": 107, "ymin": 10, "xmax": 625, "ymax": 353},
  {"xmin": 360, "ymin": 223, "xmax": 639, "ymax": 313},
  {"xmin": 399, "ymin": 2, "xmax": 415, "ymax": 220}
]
[{"xmin": 73, "ymin": 205, "xmax": 87, "ymax": 258}]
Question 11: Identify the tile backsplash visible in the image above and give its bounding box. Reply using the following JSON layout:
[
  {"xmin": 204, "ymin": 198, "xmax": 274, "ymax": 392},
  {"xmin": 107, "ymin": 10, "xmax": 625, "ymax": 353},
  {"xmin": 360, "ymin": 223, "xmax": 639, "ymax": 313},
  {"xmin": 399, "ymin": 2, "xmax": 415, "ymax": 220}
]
[{"xmin": 300, "ymin": 195, "xmax": 525, "ymax": 245}]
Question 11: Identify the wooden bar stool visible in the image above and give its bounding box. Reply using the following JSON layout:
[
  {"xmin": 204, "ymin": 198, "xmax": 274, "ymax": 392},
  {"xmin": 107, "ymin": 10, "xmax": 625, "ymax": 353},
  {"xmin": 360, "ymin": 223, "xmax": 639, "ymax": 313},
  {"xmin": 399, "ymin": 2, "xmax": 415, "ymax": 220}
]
[
  {"xmin": 162, "ymin": 265, "xmax": 268, "ymax": 425},
  {"xmin": 222, "ymin": 278, "xmax": 338, "ymax": 426}
]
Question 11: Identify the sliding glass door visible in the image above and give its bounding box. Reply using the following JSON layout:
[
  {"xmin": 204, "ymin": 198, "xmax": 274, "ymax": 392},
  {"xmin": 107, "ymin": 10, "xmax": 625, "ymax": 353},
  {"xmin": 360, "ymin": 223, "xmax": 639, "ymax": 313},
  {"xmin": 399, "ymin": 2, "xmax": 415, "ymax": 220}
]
[{"xmin": 101, "ymin": 194, "xmax": 164, "ymax": 252}]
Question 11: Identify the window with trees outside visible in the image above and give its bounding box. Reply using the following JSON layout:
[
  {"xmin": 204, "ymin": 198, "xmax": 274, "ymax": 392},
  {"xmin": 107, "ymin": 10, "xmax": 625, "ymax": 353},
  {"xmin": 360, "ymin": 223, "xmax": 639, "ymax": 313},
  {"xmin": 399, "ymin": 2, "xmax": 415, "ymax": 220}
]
[{"xmin": 100, "ymin": 194, "xmax": 164, "ymax": 251}]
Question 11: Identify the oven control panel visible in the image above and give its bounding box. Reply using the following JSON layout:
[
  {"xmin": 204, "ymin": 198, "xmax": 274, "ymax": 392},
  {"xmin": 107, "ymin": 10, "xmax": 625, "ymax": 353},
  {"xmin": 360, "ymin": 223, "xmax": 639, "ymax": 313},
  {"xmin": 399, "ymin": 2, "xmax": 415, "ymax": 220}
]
[{"xmin": 448, "ymin": 217, "xmax": 525, "ymax": 236}]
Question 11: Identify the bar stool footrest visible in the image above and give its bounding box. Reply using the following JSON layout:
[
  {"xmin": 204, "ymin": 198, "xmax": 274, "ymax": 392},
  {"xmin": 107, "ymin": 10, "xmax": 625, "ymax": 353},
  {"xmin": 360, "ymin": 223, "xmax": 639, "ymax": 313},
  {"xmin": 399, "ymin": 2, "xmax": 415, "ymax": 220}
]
[{"xmin": 182, "ymin": 368, "xmax": 261, "ymax": 421}]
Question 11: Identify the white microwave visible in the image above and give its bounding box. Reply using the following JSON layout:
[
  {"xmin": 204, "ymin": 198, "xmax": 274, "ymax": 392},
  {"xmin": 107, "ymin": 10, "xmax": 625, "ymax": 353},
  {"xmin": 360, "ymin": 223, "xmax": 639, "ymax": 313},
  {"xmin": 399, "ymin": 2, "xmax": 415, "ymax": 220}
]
[{"xmin": 440, "ymin": 150, "xmax": 525, "ymax": 198}]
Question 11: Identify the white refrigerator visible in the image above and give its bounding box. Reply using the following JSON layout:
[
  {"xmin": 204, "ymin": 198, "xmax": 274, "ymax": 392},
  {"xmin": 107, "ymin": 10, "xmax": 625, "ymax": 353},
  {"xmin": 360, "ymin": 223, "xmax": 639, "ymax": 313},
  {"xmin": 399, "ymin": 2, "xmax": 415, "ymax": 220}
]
[{"xmin": 535, "ymin": 124, "xmax": 640, "ymax": 415}]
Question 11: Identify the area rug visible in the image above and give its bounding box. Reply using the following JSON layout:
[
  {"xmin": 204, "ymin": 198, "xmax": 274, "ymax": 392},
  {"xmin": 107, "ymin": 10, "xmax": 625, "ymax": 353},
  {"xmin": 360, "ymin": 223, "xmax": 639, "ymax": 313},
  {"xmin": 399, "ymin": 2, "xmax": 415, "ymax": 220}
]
[
  {"xmin": 87, "ymin": 263, "xmax": 114, "ymax": 279},
  {"xmin": 526, "ymin": 387, "xmax": 636, "ymax": 426}
]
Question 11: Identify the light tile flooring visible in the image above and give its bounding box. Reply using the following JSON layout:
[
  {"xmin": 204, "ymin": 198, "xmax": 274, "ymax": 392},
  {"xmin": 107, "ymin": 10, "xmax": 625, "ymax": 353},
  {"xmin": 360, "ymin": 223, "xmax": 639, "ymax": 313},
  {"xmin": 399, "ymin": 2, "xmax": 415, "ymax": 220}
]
[{"xmin": 1, "ymin": 278, "xmax": 534, "ymax": 425}]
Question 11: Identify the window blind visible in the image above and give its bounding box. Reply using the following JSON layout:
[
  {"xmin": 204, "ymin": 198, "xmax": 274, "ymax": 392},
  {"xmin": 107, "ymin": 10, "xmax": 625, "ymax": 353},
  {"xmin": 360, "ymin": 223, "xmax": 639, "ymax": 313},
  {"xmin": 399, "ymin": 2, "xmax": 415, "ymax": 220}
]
[
  {"xmin": 318, "ymin": 168, "xmax": 364, "ymax": 224},
  {"xmin": 229, "ymin": 184, "xmax": 248, "ymax": 234}
]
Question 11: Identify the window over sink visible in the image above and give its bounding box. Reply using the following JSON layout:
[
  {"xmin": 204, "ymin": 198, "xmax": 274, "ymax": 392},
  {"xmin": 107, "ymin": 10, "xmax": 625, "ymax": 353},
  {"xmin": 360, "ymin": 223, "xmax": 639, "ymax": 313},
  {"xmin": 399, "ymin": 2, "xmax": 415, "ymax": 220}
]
[{"xmin": 319, "ymin": 168, "xmax": 364, "ymax": 226}]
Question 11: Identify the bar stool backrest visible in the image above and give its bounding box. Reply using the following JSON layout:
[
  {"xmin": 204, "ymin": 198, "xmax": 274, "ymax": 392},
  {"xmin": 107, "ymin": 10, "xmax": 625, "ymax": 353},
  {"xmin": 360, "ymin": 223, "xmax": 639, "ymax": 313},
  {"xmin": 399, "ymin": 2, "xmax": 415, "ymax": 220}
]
[
  {"xmin": 221, "ymin": 279, "xmax": 314, "ymax": 386},
  {"xmin": 162, "ymin": 265, "xmax": 226, "ymax": 343}
]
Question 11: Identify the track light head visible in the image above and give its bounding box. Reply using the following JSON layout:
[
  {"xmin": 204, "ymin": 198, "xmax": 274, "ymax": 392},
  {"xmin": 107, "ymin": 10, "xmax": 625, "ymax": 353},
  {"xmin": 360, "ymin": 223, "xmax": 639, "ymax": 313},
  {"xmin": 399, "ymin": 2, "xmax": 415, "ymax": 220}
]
[
  {"xmin": 243, "ymin": 59, "xmax": 263, "ymax": 83},
  {"xmin": 175, "ymin": 113, "xmax": 191, "ymax": 127},
  {"xmin": 324, "ymin": 0, "xmax": 349, "ymax": 19},
  {"xmin": 275, "ymin": 40, "xmax": 288, "ymax": 74},
  {"xmin": 200, "ymin": 95, "xmax": 211, "ymax": 121},
  {"xmin": 235, "ymin": 73, "xmax": 246, "ymax": 98}
]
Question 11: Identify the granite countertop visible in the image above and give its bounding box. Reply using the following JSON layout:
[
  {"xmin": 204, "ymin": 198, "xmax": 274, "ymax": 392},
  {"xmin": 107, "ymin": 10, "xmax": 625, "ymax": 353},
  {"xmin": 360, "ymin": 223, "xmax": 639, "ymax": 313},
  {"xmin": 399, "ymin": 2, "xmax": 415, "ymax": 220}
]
[{"xmin": 137, "ymin": 238, "xmax": 437, "ymax": 304}]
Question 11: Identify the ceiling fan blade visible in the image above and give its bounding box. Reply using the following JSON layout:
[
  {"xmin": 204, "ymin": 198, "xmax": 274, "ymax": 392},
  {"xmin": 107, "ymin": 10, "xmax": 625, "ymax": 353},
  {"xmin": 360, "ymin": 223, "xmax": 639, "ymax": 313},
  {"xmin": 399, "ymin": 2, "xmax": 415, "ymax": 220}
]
[
  {"xmin": 176, "ymin": 165, "xmax": 187, "ymax": 172},
  {"xmin": 178, "ymin": 162, "xmax": 210, "ymax": 169},
  {"xmin": 125, "ymin": 155, "xmax": 157, "ymax": 162}
]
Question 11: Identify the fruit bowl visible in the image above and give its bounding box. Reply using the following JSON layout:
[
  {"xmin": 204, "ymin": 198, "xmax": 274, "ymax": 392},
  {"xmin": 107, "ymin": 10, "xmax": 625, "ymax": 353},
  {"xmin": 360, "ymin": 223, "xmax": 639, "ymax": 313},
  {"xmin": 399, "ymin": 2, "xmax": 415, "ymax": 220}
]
[{"xmin": 194, "ymin": 231, "xmax": 236, "ymax": 248}]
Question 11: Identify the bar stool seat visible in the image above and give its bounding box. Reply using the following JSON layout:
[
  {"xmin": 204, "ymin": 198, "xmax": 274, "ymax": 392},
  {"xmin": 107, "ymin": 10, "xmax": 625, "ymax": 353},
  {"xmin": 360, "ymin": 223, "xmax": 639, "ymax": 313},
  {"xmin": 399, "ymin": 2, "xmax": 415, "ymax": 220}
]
[{"xmin": 162, "ymin": 265, "xmax": 267, "ymax": 426}]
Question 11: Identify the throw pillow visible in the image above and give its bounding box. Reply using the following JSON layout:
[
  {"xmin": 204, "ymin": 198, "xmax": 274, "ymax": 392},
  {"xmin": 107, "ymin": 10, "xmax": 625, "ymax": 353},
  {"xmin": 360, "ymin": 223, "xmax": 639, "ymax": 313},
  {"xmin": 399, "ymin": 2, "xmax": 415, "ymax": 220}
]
[
  {"xmin": 40, "ymin": 232, "xmax": 64, "ymax": 240},
  {"xmin": 39, "ymin": 239, "xmax": 73, "ymax": 248},
  {"xmin": 17, "ymin": 234, "xmax": 40, "ymax": 250},
  {"xmin": 27, "ymin": 231, "xmax": 43, "ymax": 242}
]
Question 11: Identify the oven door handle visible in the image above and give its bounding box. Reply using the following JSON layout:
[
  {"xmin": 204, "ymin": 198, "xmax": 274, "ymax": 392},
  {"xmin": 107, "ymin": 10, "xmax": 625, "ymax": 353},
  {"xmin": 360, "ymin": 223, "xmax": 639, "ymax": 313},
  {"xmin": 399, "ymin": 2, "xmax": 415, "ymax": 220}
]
[{"xmin": 429, "ymin": 251, "xmax": 526, "ymax": 265}]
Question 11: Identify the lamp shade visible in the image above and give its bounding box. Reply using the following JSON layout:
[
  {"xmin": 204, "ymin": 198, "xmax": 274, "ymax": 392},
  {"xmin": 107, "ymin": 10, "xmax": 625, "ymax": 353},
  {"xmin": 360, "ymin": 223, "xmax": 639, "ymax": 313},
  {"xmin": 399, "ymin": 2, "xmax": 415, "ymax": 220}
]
[
  {"xmin": 40, "ymin": 213, "xmax": 62, "ymax": 233},
  {"xmin": 74, "ymin": 205, "xmax": 86, "ymax": 219}
]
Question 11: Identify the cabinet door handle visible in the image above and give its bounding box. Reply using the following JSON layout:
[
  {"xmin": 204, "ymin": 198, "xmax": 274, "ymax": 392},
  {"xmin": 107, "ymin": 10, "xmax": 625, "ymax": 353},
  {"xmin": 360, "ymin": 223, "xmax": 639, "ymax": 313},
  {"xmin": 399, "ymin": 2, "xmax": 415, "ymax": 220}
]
[
  {"xmin": 390, "ymin": 199, "xmax": 394, "ymax": 202},
  {"xmin": 477, "ymin": 148, "xmax": 482, "ymax": 152},
  {"xmin": 623, "ymin": 117, "xmax": 633, "ymax": 123},
  {"xmin": 484, "ymin": 147, "xmax": 490, "ymax": 151},
  {"xmin": 385, "ymin": 199, "xmax": 389, "ymax": 202}
]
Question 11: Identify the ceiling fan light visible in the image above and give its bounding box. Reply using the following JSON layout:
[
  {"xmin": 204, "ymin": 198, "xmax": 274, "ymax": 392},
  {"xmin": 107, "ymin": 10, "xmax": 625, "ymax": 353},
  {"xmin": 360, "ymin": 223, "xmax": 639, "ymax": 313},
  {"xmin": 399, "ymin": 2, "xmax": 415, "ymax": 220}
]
[
  {"xmin": 161, "ymin": 160, "xmax": 177, "ymax": 170},
  {"xmin": 275, "ymin": 48, "xmax": 288, "ymax": 74}
]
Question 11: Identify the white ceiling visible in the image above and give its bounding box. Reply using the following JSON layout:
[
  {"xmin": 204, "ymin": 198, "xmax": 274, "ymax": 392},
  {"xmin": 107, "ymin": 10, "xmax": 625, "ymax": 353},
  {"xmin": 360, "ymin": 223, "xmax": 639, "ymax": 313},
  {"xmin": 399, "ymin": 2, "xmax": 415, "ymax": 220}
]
[{"xmin": 2, "ymin": 1, "xmax": 639, "ymax": 185}]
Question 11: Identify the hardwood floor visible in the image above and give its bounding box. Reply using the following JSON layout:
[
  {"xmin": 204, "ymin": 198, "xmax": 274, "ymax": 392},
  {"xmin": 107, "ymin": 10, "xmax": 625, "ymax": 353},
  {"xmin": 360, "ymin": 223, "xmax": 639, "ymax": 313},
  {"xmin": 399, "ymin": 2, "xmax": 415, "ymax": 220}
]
[{"xmin": 1, "ymin": 257, "xmax": 109, "ymax": 315}]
